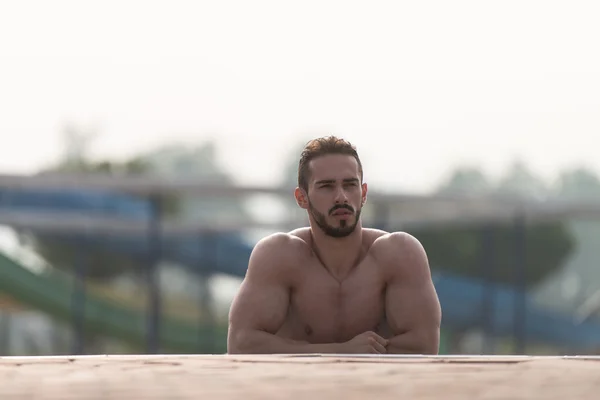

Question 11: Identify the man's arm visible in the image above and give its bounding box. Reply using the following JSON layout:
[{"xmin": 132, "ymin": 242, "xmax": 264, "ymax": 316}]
[
  {"xmin": 379, "ymin": 232, "xmax": 442, "ymax": 355},
  {"xmin": 227, "ymin": 234, "xmax": 343, "ymax": 354}
]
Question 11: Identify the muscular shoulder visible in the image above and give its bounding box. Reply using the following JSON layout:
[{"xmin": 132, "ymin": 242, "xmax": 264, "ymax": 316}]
[
  {"xmin": 370, "ymin": 231, "xmax": 430, "ymax": 280},
  {"xmin": 245, "ymin": 232, "xmax": 310, "ymax": 282}
]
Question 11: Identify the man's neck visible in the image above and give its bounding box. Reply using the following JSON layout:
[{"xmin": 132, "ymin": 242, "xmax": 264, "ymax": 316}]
[{"xmin": 309, "ymin": 224, "xmax": 364, "ymax": 282}]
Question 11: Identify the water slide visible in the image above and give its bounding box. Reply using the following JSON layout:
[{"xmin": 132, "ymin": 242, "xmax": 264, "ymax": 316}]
[
  {"xmin": 2, "ymin": 187, "xmax": 600, "ymax": 351},
  {"xmin": 0, "ymin": 188, "xmax": 250, "ymax": 276},
  {"xmin": 0, "ymin": 251, "xmax": 227, "ymax": 353},
  {"xmin": 433, "ymin": 271, "xmax": 600, "ymax": 349}
]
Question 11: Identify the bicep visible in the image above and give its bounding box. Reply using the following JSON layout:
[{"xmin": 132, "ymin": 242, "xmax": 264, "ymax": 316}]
[
  {"xmin": 384, "ymin": 234, "xmax": 441, "ymax": 335},
  {"xmin": 228, "ymin": 275, "xmax": 290, "ymax": 335},
  {"xmin": 228, "ymin": 237, "xmax": 292, "ymax": 335},
  {"xmin": 385, "ymin": 277, "xmax": 441, "ymax": 335}
]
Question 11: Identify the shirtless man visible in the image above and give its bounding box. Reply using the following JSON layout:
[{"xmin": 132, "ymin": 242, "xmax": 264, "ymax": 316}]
[{"xmin": 227, "ymin": 136, "xmax": 442, "ymax": 354}]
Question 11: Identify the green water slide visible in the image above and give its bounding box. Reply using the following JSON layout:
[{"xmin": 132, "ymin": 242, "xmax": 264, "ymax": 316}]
[{"xmin": 0, "ymin": 252, "xmax": 227, "ymax": 353}]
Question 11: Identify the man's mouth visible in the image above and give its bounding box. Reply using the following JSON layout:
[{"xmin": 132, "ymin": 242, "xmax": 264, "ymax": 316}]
[{"xmin": 331, "ymin": 209, "xmax": 352, "ymax": 216}]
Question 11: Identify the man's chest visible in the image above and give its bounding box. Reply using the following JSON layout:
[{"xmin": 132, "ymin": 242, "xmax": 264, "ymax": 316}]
[{"xmin": 289, "ymin": 262, "xmax": 388, "ymax": 343}]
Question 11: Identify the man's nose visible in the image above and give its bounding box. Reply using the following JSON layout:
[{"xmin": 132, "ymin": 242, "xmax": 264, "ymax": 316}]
[{"xmin": 334, "ymin": 187, "xmax": 349, "ymax": 203}]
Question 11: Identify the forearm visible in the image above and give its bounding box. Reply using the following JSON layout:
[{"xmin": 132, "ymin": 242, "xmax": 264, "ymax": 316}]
[
  {"xmin": 386, "ymin": 330, "xmax": 439, "ymax": 355},
  {"xmin": 228, "ymin": 329, "xmax": 343, "ymax": 354}
]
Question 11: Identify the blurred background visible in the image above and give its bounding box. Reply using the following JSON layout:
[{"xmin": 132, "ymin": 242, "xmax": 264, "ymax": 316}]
[{"xmin": 1, "ymin": 0, "xmax": 600, "ymax": 357}]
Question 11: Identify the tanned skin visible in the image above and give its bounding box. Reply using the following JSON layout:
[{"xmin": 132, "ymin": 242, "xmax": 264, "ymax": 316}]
[{"xmin": 227, "ymin": 153, "xmax": 442, "ymax": 354}]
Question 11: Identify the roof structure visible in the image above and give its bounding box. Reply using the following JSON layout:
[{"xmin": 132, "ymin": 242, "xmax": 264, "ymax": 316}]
[{"xmin": 0, "ymin": 172, "xmax": 599, "ymax": 234}]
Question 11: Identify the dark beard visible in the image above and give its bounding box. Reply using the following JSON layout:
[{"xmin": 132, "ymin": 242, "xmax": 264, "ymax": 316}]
[{"xmin": 308, "ymin": 201, "xmax": 361, "ymax": 238}]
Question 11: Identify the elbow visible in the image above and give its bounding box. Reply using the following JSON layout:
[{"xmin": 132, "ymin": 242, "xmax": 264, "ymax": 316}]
[
  {"xmin": 422, "ymin": 342, "xmax": 439, "ymax": 355},
  {"xmin": 424, "ymin": 328, "xmax": 441, "ymax": 355},
  {"xmin": 227, "ymin": 329, "xmax": 244, "ymax": 354},
  {"xmin": 416, "ymin": 327, "xmax": 441, "ymax": 355},
  {"xmin": 227, "ymin": 328, "xmax": 255, "ymax": 354},
  {"xmin": 387, "ymin": 327, "xmax": 440, "ymax": 355},
  {"xmin": 227, "ymin": 341, "xmax": 242, "ymax": 355}
]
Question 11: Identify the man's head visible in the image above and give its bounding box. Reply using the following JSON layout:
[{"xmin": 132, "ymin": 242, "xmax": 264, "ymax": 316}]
[{"xmin": 294, "ymin": 136, "xmax": 367, "ymax": 238}]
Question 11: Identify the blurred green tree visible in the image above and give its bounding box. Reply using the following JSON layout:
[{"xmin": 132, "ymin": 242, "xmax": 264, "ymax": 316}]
[
  {"xmin": 411, "ymin": 160, "xmax": 575, "ymax": 287},
  {"xmin": 553, "ymin": 167, "xmax": 600, "ymax": 200},
  {"xmin": 412, "ymin": 221, "xmax": 574, "ymax": 288}
]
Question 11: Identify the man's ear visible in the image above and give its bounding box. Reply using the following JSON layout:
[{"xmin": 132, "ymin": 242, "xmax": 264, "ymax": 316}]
[
  {"xmin": 294, "ymin": 187, "xmax": 309, "ymax": 209},
  {"xmin": 361, "ymin": 182, "xmax": 368, "ymax": 205}
]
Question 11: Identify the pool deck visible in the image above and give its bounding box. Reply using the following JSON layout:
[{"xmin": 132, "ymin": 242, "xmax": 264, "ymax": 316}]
[{"xmin": 1, "ymin": 354, "xmax": 599, "ymax": 399}]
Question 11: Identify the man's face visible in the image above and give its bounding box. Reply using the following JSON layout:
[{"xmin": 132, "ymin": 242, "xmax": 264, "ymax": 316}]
[{"xmin": 301, "ymin": 154, "xmax": 367, "ymax": 238}]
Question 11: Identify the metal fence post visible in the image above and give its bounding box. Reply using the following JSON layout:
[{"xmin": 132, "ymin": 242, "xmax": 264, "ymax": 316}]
[
  {"xmin": 480, "ymin": 223, "xmax": 496, "ymax": 354},
  {"xmin": 71, "ymin": 236, "xmax": 88, "ymax": 355},
  {"xmin": 146, "ymin": 195, "xmax": 163, "ymax": 354},
  {"xmin": 513, "ymin": 213, "xmax": 527, "ymax": 354}
]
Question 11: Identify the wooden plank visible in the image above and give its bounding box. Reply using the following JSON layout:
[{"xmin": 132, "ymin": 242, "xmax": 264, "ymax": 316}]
[{"xmin": 0, "ymin": 354, "xmax": 598, "ymax": 399}]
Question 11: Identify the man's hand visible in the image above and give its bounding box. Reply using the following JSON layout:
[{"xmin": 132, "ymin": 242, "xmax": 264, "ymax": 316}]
[{"xmin": 339, "ymin": 331, "xmax": 389, "ymax": 354}]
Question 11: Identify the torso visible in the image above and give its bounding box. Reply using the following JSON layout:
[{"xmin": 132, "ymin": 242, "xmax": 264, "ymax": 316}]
[{"xmin": 275, "ymin": 227, "xmax": 394, "ymax": 344}]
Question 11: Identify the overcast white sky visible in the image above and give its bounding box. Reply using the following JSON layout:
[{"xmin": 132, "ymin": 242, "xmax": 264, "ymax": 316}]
[{"xmin": 1, "ymin": 0, "xmax": 599, "ymax": 193}]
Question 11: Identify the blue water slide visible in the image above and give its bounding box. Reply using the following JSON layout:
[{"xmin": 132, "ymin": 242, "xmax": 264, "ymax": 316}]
[
  {"xmin": 433, "ymin": 271, "xmax": 600, "ymax": 349},
  {"xmin": 0, "ymin": 187, "xmax": 252, "ymax": 277},
  {"xmin": 0, "ymin": 188, "xmax": 153, "ymax": 218}
]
